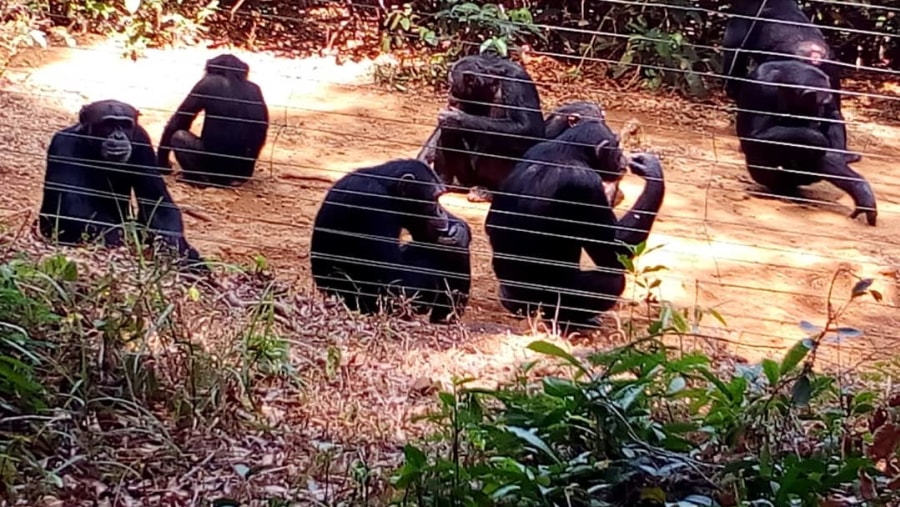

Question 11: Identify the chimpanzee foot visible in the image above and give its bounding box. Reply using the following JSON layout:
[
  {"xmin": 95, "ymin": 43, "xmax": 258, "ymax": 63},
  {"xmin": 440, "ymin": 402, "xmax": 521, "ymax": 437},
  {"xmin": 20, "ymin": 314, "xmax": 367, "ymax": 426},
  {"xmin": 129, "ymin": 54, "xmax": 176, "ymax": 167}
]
[{"xmin": 466, "ymin": 186, "xmax": 493, "ymax": 203}]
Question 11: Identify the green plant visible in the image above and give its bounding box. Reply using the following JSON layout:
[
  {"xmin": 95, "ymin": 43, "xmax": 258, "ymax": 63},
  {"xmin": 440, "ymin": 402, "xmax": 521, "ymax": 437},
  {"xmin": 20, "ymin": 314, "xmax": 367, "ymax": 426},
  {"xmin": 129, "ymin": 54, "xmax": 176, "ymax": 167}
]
[
  {"xmin": 433, "ymin": 2, "xmax": 543, "ymax": 57},
  {"xmin": 391, "ymin": 268, "xmax": 895, "ymax": 506}
]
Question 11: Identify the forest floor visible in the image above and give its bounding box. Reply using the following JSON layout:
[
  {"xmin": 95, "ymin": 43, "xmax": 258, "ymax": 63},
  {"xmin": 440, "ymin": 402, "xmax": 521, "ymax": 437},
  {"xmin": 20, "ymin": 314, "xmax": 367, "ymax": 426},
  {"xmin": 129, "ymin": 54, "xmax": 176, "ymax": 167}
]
[{"xmin": 1, "ymin": 36, "xmax": 900, "ymax": 502}]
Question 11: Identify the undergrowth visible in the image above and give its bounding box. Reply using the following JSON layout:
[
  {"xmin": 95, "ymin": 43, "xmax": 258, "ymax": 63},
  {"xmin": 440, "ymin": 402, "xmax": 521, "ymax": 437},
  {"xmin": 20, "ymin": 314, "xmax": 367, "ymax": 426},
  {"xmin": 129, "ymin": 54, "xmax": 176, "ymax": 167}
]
[
  {"xmin": 1, "ymin": 227, "xmax": 898, "ymax": 507},
  {"xmin": 0, "ymin": 232, "xmax": 302, "ymax": 504},
  {"xmin": 389, "ymin": 269, "xmax": 900, "ymax": 506}
]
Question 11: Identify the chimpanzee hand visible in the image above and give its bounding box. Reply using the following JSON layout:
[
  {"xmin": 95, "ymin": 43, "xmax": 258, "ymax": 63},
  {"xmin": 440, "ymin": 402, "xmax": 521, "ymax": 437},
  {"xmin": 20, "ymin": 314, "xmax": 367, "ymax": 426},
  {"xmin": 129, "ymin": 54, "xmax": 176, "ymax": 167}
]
[
  {"xmin": 628, "ymin": 152, "xmax": 664, "ymax": 181},
  {"xmin": 438, "ymin": 108, "xmax": 464, "ymax": 127},
  {"xmin": 437, "ymin": 221, "xmax": 468, "ymax": 246}
]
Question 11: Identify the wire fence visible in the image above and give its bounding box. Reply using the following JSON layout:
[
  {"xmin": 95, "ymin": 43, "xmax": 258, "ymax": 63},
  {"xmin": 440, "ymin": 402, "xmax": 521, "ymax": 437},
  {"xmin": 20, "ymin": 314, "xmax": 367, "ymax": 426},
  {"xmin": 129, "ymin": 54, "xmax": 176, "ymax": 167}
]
[{"xmin": 2, "ymin": 0, "xmax": 899, "ymax": 361}]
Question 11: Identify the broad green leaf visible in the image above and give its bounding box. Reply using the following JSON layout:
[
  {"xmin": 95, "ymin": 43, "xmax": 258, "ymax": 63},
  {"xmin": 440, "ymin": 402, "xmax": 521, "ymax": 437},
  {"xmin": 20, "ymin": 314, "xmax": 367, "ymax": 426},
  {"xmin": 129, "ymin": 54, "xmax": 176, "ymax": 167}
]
[
  {"xmin": 403, "ymin": 444, "xmax": 427, "ymax": 469},
  {"xmin": 504, "ymin": 426, "xmax": 560, "ymax": 463},
  {"xmin": 780, "ymin": 339, "xmax": 813, "ymax": 376},
  {"xmin": 762, "ymin": 359, "xmax": 780, "ymax": 385},
  {"xmin": 527, "ymin": 340, "xmax": 587, "ymax": 375}
]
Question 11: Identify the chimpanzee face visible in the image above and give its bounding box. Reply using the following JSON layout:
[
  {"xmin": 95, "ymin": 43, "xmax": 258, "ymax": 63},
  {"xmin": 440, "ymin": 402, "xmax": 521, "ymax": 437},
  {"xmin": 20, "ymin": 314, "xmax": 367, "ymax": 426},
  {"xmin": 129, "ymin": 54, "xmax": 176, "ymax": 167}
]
[
  {"xmin": 397, "ymin": 171, "xmax": 450, "ymax": 241},
  {"xmin": 92, "ymin": 116, "xmax": 135, "ymax": 162}
]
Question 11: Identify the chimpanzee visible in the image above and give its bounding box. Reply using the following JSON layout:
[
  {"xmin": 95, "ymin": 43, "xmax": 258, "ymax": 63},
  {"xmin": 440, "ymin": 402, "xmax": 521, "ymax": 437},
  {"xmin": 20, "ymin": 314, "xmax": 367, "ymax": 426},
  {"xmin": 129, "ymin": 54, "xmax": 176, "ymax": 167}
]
[
  {"xmin": 309, "ymin": 160, "xmax": 472, "ymax": 323},
  {"xmin": 721, "ymin": 0, "xmax": 860, "ymax": 163},
  {"xmin": 736, "ymin": 60, "xmax": 877, "ymax": 225},
  {"xmin": 485, "ymin": 118, "xmax": 665, "ymax": 330},
  {"xmin": 543, "ymin": 101, "xmax": 606, "ymax": 139},
  {"xmin": 39, "ymin": 99, "xmax": 206, "ymax": 271},
  {"xmin": 416, "ymin": 53, "xmax": 545, "ymax": 202},
  {"xmin": 157, "ymin": 53, "xmax": 269, "ymax": 188}
]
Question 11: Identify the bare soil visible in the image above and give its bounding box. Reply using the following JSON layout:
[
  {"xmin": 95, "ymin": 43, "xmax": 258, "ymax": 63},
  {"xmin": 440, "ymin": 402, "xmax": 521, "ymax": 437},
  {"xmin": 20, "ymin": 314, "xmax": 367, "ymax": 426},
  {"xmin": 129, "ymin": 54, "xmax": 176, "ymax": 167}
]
[{"xmin": 2, "ymin": 38, "xmax": 900, "ymax": 370}]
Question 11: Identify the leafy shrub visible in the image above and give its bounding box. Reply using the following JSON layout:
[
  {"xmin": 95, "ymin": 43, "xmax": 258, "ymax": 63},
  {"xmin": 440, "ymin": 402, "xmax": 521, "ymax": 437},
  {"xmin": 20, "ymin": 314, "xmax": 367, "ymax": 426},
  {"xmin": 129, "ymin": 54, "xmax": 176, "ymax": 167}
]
[{"xmin": 391, "ymin": 278, "xmax": 899, "ymax": 506}]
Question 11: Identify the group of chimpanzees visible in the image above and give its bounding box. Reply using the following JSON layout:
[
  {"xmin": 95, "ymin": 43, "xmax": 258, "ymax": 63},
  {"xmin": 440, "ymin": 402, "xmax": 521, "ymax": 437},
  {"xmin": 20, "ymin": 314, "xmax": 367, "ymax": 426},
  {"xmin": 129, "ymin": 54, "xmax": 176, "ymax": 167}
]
[
  {"xmin": 33, "ymin": 1, "xmax": 884, "ymax": 331},
  {"xmin": 38, "ymin": 53, "xmax": 269, "ymax": 273},
  {"xmin": 311, "ymin": 54, "xmax": 666, "ymax": 329}
]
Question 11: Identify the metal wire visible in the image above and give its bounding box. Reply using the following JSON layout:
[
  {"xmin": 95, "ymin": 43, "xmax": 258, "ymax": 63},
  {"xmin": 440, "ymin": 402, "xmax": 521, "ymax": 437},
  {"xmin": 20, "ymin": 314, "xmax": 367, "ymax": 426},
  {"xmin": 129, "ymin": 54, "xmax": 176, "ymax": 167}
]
[{"xmin": 5, "ymin": 0, "xmax": 899, "ymax": 337}]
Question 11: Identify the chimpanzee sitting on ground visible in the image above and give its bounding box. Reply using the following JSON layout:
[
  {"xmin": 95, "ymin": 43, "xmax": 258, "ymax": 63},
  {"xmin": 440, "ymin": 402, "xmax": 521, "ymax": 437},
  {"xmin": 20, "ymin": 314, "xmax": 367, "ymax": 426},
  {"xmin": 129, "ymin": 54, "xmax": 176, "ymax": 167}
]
[
  {"xmin": 736, "ymin": 60, "xmax": 877, "ymax": 226},
  {"xmin": 158, "ymin": 53, "xmax": 269, "ymax": 188},
  {"xmin": 39, "ymin": 99, "xmax": 206, "ymax": 271},
  {"xmin": 416, "ymin": 53, "xmax": 545, "ymax": 202},
  {"xmin": 485, "ymin": 117, "xmax": 665, "ymax": 331},
  {"xmin": 310, "ymin": 160, "xmax": 471, "ymax": 323},
  {"xmin": 722, "ymin": 0, "xmax": 859, "ymax": 163}
]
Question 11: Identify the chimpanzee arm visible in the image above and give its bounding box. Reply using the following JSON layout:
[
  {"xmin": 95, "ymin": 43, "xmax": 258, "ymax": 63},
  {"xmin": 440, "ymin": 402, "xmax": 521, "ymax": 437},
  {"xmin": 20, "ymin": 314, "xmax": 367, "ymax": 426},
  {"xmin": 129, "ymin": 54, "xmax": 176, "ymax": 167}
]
[
  {"xmin": 157, "ymin": 78, "xmax": 212, "ymax": 167},
  {"xmin": 417, "ymin": 126, "xmax": 441, "ymax": 165},
  {"xmin": 818, "ymin": 152, "xmax": 877, "ymax": 226},
  {"xmin": 40, "ymin": 130, "xmax": 109, "ymax": 243},
  {"xmin": 451, "ymin": 106, "xmax": 539, "ymax": 137},
  {"xmin": 611, "ymin": 153, "xmax": 666, "ymax": 252},
  {"xmin": 130, "ymin": 127, "xmax": 205, "ymax": 265},
  {"xmin": 722, "ymin": 16, "xmax": 756, "ymax": 99}
]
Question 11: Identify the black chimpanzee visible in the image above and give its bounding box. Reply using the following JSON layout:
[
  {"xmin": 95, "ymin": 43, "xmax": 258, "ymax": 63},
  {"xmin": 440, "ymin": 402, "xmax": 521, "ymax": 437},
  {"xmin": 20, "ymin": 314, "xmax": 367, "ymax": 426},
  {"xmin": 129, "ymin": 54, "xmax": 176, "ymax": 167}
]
[
  {"xmin": 485, "ymin": 117, "xmax": 665, "ymax": 330},
  {"xmin": 310, "ymin": 160, "xmax": 471, "ymax": 323},
  {"xmin": 721, "ymin": 0, "xmax": 860, "ymax": 163},
  {"xmin": 542, "ymin": 101, "xmax": 626, "ymax": 208},
  {"xmin": 158, "ymin": 53, "xmax": 269, "ymax": 188},
  {"xmin": 543, "ymin": 101, "xmax": 606, "ymax": 139},
  {"xmin": 416, "ymin": 53, "xmax": 545, "ymax": 202},
  {"xmin": 39, "ymin": 99, "xmax": 206, "ymax": 270},
  {"xmin": 736, "ymin": 60, "xmax": 877, "ymax": 225}
]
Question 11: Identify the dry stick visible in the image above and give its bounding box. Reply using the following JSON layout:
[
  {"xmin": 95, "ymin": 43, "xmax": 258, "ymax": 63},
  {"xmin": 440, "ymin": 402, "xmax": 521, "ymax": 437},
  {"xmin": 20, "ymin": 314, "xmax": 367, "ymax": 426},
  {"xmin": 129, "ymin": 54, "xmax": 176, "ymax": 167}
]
[
  {"xmin": 183, "ymin": 208, "xmax": 214, "ymax": 222},
  {"xmin": 279, "ymin": 173, "xmax": 335, "ymax": 185}
]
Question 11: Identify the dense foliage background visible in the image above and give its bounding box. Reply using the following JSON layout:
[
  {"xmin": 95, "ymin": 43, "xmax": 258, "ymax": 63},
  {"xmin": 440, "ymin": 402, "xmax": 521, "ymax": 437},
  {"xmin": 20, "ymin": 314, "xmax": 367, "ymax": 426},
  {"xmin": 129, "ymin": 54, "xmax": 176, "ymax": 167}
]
[{"xmin": 4, "ymin": 0, "xmax": 900, "ymax": 97}]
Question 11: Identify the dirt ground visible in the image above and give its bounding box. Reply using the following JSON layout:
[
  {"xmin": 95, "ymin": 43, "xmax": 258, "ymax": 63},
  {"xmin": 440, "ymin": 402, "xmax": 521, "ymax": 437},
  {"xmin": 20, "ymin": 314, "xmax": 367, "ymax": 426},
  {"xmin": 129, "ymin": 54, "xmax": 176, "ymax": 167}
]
[{"xmin": 2, "ymin": 39, "xmax": 900, "ymax": 369}]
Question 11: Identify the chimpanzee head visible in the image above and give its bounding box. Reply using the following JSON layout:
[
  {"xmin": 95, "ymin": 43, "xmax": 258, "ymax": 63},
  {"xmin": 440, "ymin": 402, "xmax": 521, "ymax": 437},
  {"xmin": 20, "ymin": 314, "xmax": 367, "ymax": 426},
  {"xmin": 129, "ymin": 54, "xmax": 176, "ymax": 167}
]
[
  {"xmin": 78, "ymin": 99, "xmax": 139, "ymax": 163},
  {"xmin": 544, "ymin": 101, "xmax": 607, "ymax": 139},
  {"xmin": 447, "ymin": 54, "xmax": 505, "ymax": 112},
  {"xmin": 394, "ymin": 162, "xmax": 451, "ymax": 241},
  {"xmin": 558, "ymin": 120, "xmax": 629, "ymax": 206},
  {"xmin": 205, "ymin": 53, "xmax": 250, "ymax": 81}
]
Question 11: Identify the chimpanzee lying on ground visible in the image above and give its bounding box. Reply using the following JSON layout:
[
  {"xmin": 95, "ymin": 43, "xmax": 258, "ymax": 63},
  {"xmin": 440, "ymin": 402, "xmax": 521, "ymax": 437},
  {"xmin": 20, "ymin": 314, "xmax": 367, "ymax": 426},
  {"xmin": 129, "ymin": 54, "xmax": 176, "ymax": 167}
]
[
  {"xmin": 736, "ymin": 60, "xmax": 877, "ymax": 225},
  {"xmin": 485, "ymin": 115, "xmax": 665, "ymax": 331},
  {"xmin": 722, "ymin": 0, "xmax": 860, "ymax": 163},
  {"xmin": 38, "ymin": 99, "xmax": 206, "ymax": 271},
  {"xmin": 310, "ymin": 160, "xmax": 471, "ymax": 323},
  {"xmin": 417, "ymin": 53, "xmax": 545, "ymax": 202},
  {"xmin": 158, "ymin": 53, "xmax": 269, "ymax": 188}
]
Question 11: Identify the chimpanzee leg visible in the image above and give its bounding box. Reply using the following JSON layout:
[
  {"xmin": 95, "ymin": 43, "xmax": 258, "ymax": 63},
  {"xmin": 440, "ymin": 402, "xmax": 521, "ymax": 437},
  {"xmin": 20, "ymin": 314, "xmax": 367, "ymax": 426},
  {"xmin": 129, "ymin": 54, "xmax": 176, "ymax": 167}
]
[
  {"xmin": 499, "ymin": 270, "xmax": 624, "ymax": 329},
  {"xmin": 171, "ymin": 130, "xmax": 212, "ymax": 187},
  {"xmin": 818, "ymin": 152, "xmax": 877, "ymax": 225}
]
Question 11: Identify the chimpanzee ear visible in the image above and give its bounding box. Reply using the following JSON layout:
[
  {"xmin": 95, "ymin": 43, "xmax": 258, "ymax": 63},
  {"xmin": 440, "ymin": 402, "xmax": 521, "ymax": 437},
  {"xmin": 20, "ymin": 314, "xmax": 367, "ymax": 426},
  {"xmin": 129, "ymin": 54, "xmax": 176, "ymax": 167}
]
[
  {"xmin": 567, "ymin": 114, "xmax": 581, "ymax": 128},
  {"xmin": 594, "ymin": 139, "xmax": 610, "ymax": 159},
  {"xmin": 398, "ymin": 172, "xmax": 417, "ymax": 197}
]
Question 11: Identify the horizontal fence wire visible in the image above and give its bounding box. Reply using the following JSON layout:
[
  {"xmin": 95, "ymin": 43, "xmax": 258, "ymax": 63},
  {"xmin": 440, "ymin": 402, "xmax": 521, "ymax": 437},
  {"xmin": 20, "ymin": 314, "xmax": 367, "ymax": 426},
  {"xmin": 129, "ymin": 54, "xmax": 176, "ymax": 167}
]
[{"xmin": 3, "ymin": 0, "xmax": 900, "ymax": 358}]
